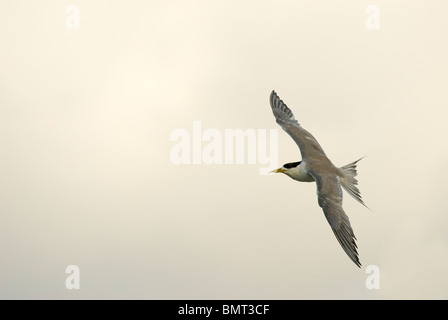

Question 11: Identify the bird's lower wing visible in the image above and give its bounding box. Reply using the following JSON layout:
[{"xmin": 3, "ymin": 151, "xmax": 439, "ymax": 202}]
[{"xmin": 310, "ymin": 172, "xmax": 361, "ymax": 267}]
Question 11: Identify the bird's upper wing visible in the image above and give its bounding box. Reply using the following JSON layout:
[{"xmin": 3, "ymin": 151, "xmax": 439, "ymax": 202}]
[
  {"xmin": 270, "ymin": 90, "xmax": 328, "ymax": 161},
  {"xmin": 309, "ymin": 171, "xmax": 361, "ymax": 267}
]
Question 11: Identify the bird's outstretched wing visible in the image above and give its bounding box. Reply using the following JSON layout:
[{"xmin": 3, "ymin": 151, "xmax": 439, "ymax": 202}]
[
  {"xmin": 269, "ymin": 90, "xmax": 328, "ymax": 161},
  {"xmin": 309, "ymin": 171, "xmax": 361, "ymax": 267}
]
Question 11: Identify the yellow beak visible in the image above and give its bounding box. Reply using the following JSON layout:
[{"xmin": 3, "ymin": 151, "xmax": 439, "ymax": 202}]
[{"xmin": 270, "ymin": 168, "xmax": 285, "ymax": 174}]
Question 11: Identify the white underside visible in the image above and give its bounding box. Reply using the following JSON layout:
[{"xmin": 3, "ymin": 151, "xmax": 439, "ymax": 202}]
[{"xmin": 284, "ymin": 163, "xmax": 315, "ymax": 182}]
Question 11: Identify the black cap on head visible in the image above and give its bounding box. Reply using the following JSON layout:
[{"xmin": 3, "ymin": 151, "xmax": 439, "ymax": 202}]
[{"xmin": 283, "ymin": 161, "xmax": 301, "ymax": 169}]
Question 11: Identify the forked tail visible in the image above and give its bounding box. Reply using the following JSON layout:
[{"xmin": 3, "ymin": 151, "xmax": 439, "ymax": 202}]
[{"xmin": 338, "ymin": 157, "xmax": 368, "ymax": 208}]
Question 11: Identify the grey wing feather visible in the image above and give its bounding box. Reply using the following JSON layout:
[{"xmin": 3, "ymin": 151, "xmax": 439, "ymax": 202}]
[
  {"xmin": 270, "ymin": 90, "xmax": 299, "ymax": 125},
  {"xmin": 270, "ymin": 90, "xmax": 328, "ymax": 161},
  {"xmin": 310, "ymin": 172, "xmax": 361, "ymax": 267}
]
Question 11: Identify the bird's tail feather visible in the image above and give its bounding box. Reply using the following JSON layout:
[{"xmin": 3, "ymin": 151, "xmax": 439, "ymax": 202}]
[{"xmin": 339, "ymin": 157, "xmax": 368, "ymax": 208}]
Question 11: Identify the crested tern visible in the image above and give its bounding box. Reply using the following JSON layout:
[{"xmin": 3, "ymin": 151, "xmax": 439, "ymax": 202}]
[{"xmin": 269, "ymin": 90, "xmax": 367, "ymax": 267}]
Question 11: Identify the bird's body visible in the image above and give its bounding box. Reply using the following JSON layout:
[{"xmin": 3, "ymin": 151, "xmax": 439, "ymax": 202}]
[{"xmin": 269, "ymin": 90, "xmax": 367, "ymax": 267}]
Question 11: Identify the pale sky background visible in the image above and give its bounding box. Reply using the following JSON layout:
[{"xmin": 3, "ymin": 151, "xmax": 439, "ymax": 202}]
[{"xmin": 1, "ymin": 1, "xmax": 448, "ymax": 299}]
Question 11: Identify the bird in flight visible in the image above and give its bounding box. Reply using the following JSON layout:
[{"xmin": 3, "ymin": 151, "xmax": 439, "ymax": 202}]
[{"xmin": 269, "ymin": 90, "xmax": 367, "ymax": 267}]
